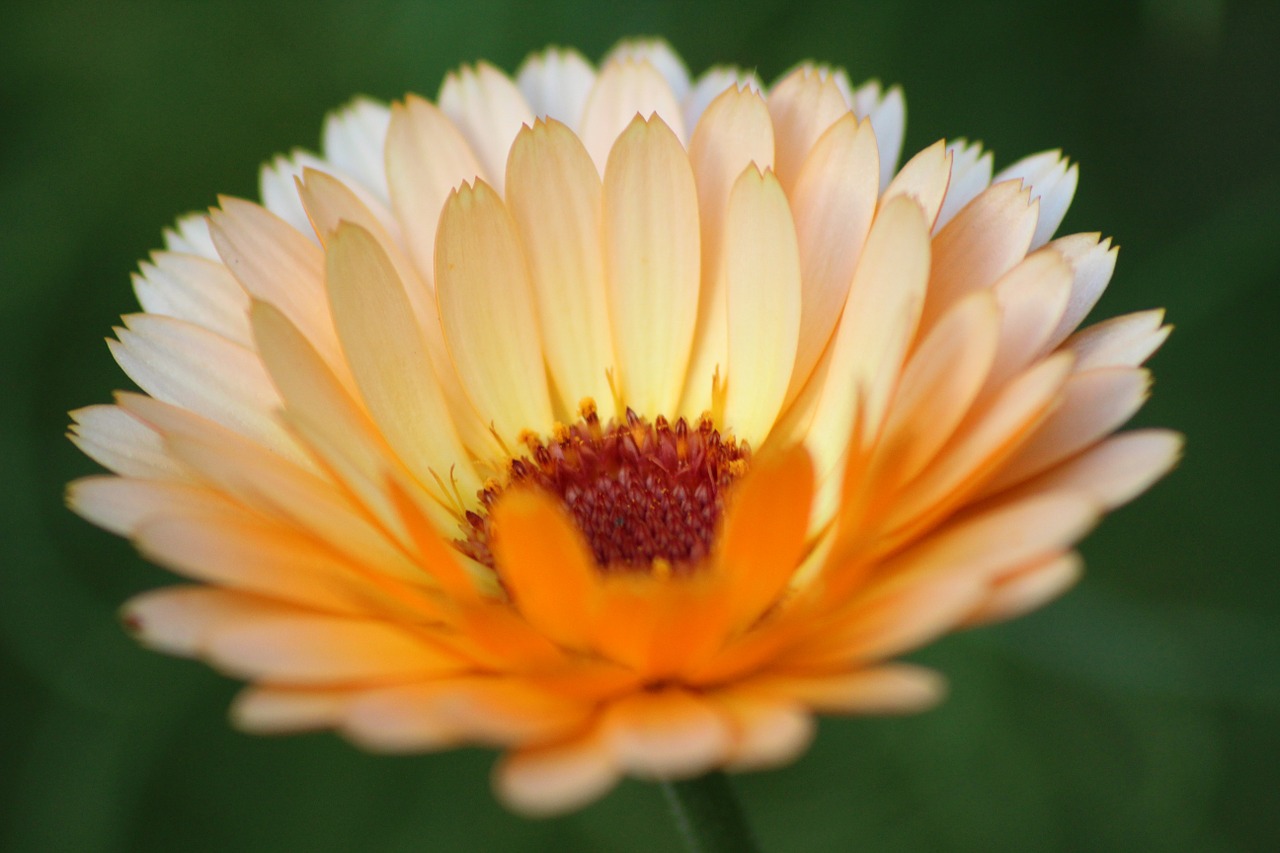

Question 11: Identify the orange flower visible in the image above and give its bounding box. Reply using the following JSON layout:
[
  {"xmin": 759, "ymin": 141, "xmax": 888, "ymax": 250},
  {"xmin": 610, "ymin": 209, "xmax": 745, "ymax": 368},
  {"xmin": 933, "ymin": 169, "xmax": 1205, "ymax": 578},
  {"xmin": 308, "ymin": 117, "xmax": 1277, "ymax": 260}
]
[{"xmin": 68, "ymin": 40, "xmax": 1179, "ymax": 815}]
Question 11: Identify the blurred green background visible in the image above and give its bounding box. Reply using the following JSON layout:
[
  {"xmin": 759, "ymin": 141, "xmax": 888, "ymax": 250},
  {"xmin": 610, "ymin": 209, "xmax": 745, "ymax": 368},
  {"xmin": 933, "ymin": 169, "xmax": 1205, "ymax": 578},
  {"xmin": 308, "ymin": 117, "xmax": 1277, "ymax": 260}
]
[{"xmin": 3, "ymin": 0, "xmax": 1277, "ymax": 850}]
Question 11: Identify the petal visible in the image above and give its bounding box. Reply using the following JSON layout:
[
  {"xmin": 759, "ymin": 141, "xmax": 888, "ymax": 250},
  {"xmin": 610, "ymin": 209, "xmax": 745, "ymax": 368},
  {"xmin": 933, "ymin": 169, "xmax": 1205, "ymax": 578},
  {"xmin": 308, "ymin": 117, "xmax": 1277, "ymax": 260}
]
[
  {"xmin": 849, "ymin": 80, "xmax": 906, "ymax": 191},
  {"xmin": 321, "ymin": 96, "xmax": 392, "ymax": 203},
  {"xmin": 605, "ymin": 38, "xmax": 691, "ymax": 101},
  {"xmin": 68, "ymin": 404, "xmax": 187, "ymax": 480},
  {"xmin": 435, "ymin": 181, "xmax": 556, "ymax": 444},
  {"xmin": 722, "ymin": 166, "xmax": 802, "ymax": 443},
  {"xmin": 921, "ymin": 180, "xmax": 1038, "ymax": 332},
  {"xmin": 682, "ymin": 66, "xmax": 762, "ymax": 131},
  {"xmin": 67, "ymin": 475, "xmax": 225, "ymax": 537},
  {"xmin": 979, "ymin": 367, "xmax": 1152, "ymax": 496},
  {"xmin": 504, "ymin": 120, "xmax": 616, "ymax": 419},
  {"xmin": 581, "ymin": 58, "xmax": 687, "ymax": 173},
  {"xmin": 384, "ymin": 95, "xmax": 484, "ymax": 285},
  {"xmin": 714, "ymin": 691, "xmax": 814, "ymax": 771},
  {"xmin": 162, "ymin": 212, "xmax": 218, "ymax": 259},
  {"xmin": 880, "ymin": 139, "xmax": 951, "ymax": 228},
  {"xmin": 803, "ymin": 196, "xmax": 930, "ymax": 481},
  {"xmin": 495, "ymin": 730, "xmax": 620, "ymax": 817},
  {"xmin": 516, "ymin": 47, "xmax": 596, "ymax": 129},
  {"xmin": 602, "ymin": 689, "xmax": 734, "ymax": 779},
  {"xmin": 767, "ymin": 66, "xmax": 851, "ymax": 194},
  {"xmin": 325, "ymin": 222, "xmax": 479, "ymax": 498},
  {"xmin": 716, "ymin": 443, "xmax": 814, "ymax": 632},
  {"xmin": 1063, "ymin": 309, "xmax": 1171, "ymax": 370},
  {"xmin": 438, "ymin": 62, "xmax": 534, "ymax": 195},
  {"xmin": 489, "ymin": 488, "xmax": 600, "ymax": 651},
  {"xmin": 879, "ymin": 292, "xmax": 1000, "ymax": 483},
  {"xmin": 785, "ymin": 114, "xmax": 880, "ymax": 404},
  {"xmin": 131, "ymin": 251, "xmax": 251, "ymax": 347},
  {"xmin": 964, "ymin": 552, "xmax": 1083, "ymax": 626},
  {"xmin": 602, "ymin": 116, "xmax": 701, "ymax": 417},
  {"xmin": 985, "ymin": 250, "xmax": 1074, "ymax": 390},
  {"xmin": 750, "ymin": 664, "xmax": 945, "ymax": 714},
  {"xmin": 231, "ymin": 686, "xmax": 350, "ymax": 733},
  {"xmin": 994, "ymin": 150, "xmax": 1078, "ymax": 250},
  {"xmin": 679, "ymin": 84, "xmax": 774, "ymax": 418},
  {"xmin": 995, "ymin": 428, "xmax": 1183, "ymax": 510},
  {"xmin": 935, "ymin": 139, "xmax": 993, "ymax": 231},
  {"xmin": 1043, "ymin": 232, "xmax": 1118, "ymax": 348}
]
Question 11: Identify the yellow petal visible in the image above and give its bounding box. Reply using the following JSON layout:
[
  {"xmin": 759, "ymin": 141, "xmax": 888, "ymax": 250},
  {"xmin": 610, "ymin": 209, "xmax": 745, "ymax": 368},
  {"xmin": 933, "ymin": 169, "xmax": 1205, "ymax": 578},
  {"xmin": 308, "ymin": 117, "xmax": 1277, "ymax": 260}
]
[
  {"xmin": 679, "ymin": 84, "xmax": 774, "ymax": 418},
  {"xmin": 435, "ymin": 181, "xmax": 556, "ymax": 445},
  {"xmin": 504, "ymin": 120, "xmax": 617, "ymax": 420},
  {"xmin": 722, "ymin": 167, "xmax": 802, "ymax": 443},
  {"xmin": 602, "ymin": 116, "xmax": 701, "ymax": 417},
  {"xmin": 325, "ymin": 222, "xmax": 479, "ymax": 498}
]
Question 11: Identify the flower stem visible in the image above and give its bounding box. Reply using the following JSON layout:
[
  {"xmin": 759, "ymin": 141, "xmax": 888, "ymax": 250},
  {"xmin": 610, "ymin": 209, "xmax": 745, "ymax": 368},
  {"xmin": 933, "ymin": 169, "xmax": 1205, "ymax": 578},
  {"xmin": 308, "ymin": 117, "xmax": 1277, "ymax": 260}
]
[{"xmin": 660, "ymin": 772, "xmax": 761, "ymax": 853}]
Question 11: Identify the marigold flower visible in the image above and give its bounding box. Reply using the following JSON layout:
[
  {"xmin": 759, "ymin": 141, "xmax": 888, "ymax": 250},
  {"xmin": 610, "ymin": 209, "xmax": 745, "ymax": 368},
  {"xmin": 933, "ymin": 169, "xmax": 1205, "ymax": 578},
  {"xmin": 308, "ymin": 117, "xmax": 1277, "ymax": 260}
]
[{"xmin": 68, "ymin": 39, "xmax": 1179, "ymax": 815}]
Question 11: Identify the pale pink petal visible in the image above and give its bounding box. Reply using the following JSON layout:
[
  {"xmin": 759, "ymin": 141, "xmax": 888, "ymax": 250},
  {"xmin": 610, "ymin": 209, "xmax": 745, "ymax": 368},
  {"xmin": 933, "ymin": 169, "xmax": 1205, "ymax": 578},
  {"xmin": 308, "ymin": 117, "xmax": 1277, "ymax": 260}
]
[
  {"xmin": 1063, "ymin": 309, "xmax": 1171, "ymax": 370},
  {"xmin": 985, "ymin": 250, "xmax": 1074, "ymax": 390},
  {"xmin": 880, "ymin": 140, "xmax": 951, "ymax": 228},
  {"xmin": 231, "ymin": 686, "xmax": 350, "ymax": 733},
  {"xmin": 495, "ymin": 730, "xmax": 620, "ymax": 817},
  {"xmin": 605, "ymin": 38, "xmax": 691, "ymax": 101},
  {"xmin": 602, "ymin": 689, "xmax": 735, "ymax": 780},
  {"xmin": 935, "ymin": 139, "xmax": 993, "ymax": 231},
  {"xmin": 682, "ymin": 66, "xmax": 762, "ymax": 131},
  {"xmin": 767, "ymin": 66, "xmax": 851, "ymax": 194},
  {"xmin": 132, "ymin": 251, "xmax": 251, "ymax": 347},
  {"xmin": 1043, "ymin": 232, "xmax": 1118, "ymax": 348},
  {"xmin": 581, "ymin": 58, "xmax": 687, "ymax": 173},
  {"xmin": 964, "ymin": 553, "xmax": 1083, "ymax": 626},
  {"xmin": 752, "ymin": 664, "xmax": 946, "ymax": 714},
  {"xmin": 994, "ymin": 150, "xmax": 1078, "ymax": 250}
]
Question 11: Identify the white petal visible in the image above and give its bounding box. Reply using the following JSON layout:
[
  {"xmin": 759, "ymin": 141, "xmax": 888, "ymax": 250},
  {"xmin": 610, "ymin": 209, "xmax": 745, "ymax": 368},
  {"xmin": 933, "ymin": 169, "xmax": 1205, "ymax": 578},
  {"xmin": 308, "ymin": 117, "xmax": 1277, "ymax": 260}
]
[
  {"xmin": 438, "ymin": 62, "xmax": 534, "ymax": 195},
  {"xmin": 683, "ymin": 66, "xmax": 762, "ymax": 131},
  {"xmin": 995, "ymin": 150, "xmax": 1078, "ymax": 250},
  {"xmin": 321, "ymin": 96, "xmax": 392, "ymax": 203},
  {"xmin": 515, "ymin": 47, "xmax": 596, "ymax": 130},
  {"xmin": 68, "ymin": 405, "xmax": 187, "ymax": 481},
  {"xmin": 850, "ymin": 80, "xmax": 906, "ymax": 191},
  {"xmin": 132, "ymin": 251, "xmax": 252, "ymax": 347},
  {"xmin": 1043, "ymin": 232, "xmax": 1118, "ymax": 348},
  {"xmin": 936, "ymin": 139, "xmax": 993, "ymax": 231},
  {"xmin": 162, "ymin": 213, "xmax": 218, "ymax": 259},
  {"xmin": 605, "ymin": 38, "xmax": 691, "ymax": 101}
]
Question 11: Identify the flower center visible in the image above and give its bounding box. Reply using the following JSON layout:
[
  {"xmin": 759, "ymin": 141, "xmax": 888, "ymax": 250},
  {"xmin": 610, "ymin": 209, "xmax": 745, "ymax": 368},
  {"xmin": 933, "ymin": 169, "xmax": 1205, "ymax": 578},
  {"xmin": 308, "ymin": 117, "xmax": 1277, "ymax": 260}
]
[{"xmin": 458, "ymin": 401, "xmax": 750, "ymax": 573}]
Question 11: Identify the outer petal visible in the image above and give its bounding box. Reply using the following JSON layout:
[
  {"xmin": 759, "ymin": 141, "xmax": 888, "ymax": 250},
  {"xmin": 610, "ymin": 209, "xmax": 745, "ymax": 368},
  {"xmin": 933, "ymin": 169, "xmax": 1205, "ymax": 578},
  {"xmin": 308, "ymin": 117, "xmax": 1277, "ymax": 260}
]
[
  {"xmin": 438, "ymin": 62, "xmax": 534, "ymax": 194},
  {"xmin": 516, "ymin": 47, "xmax": 596, "ymax": 129},
  {"xmin": 581, "ymin": 58, "xmax": 687, "ymax": 172},
  {"xmin": 767, "ymin": 66, "xmax": 851, "ymax": 194}
]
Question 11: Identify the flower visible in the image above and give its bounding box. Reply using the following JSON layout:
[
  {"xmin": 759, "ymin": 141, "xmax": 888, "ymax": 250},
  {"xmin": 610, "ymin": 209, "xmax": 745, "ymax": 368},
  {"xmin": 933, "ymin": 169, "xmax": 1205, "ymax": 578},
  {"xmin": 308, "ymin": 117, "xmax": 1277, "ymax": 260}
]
[{"xmin": 67, "ymin": 39, "xmax": 1179, "ymax": 815}]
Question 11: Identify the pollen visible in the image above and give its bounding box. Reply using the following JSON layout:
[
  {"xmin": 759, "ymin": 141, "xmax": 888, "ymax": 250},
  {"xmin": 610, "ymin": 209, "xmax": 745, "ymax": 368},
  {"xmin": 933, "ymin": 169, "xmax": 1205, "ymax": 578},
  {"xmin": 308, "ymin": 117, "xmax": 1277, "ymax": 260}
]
[{"xmin": 459, "ymin": 402, "xmax": 750, "ymax": 573}]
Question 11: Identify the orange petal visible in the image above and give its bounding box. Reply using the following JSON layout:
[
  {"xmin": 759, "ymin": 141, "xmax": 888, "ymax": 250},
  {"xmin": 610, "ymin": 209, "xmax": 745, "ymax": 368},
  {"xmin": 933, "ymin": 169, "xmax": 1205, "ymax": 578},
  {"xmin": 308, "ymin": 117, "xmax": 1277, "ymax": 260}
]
[{"xmin": 494, "ymin": 727, "xmax": 619, "ymax": 817}]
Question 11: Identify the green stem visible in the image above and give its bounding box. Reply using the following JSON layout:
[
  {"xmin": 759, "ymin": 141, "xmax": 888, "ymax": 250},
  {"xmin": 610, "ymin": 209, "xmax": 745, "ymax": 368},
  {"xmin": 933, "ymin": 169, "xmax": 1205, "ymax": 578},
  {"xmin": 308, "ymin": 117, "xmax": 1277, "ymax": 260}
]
[{"xmin": 660, "ymin": 772, "xmax": 761, "ymax": 853}]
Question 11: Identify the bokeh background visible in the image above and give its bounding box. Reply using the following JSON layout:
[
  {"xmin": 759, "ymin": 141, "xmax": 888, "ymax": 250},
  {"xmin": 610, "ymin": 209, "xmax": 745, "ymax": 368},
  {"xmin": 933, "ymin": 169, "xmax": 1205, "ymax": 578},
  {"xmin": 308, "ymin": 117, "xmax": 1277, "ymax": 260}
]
[{"xmin": 3, "ymin": 0, "xmax": 1277, "ymax": 850}]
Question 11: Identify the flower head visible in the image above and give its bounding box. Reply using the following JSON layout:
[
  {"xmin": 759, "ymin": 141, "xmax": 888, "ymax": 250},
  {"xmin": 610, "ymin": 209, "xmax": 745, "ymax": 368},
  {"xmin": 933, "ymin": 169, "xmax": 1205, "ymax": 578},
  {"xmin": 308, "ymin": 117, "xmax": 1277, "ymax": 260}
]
[{"xmin": 69, "ymin": 39, "xmax": 1179, "ymax": 815}]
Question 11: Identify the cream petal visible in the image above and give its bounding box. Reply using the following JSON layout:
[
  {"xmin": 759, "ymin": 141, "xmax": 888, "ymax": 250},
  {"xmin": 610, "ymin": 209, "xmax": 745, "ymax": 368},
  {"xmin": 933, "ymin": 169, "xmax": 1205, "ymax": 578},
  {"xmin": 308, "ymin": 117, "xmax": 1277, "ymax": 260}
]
[
  {"xmin": 752, "ymin": 664, "xmax": 946, "ymax": 714},
  {"xmin": 721, "ymin": 166, "xmax": 802, "ymax": 443},
  {"xmin": 108, "ymin": 314, "xmax": 307, "ymax": 466},
  {"xmin": 880, "ymin": 140, "xmax": 951, "ymax": 228},
  {"xmin": 679, "ymin": 85, "xmax": 774, "ymax": 419},
  {"xmin": 785, "ymin": 114, "xmax": 879, "ymax": 405},
  {"xmin": 324, "ymin": 222, "xmax": 480, "ymax": 497},
  {"xmin": 804, "ymin": 196, "xmax": 931, "ymax": 482},
  {"xmin": 602, "ymin": 116, "xmax": 701, "ymax": 417},
  {"xmin": 605, "ymin": 38, "xmax": 691, "ymax": 101},
  {"xmin": 682, "ymin": 66, "xmax": 762, "ymax": 132},
  {"xmin": 122, "ymin": 585, "xmax": 278, "ymax": 657},
  {"xmin": 716, "ymin": 692, "xmax": 814, "ymax": 771},
  {"xmin": 68, "ymin": 405, "xmax": 187, "ymax": 481},
  {"xmin": 985, "ymin": 250, "xmax": 1074, "ymax": 390},
  {"xmin": 435, "ymin": 181, "xmax": 555, "ymax": 443},
  {"xmin": 964, "ymin": 552, "xmax": 1083, "ymax": 626},
  {"xmin": 118, "ymin": 393, "xmax": 427, "ymax": 585},
  {"xmin": 207, "ymin": 197, "xmax": 348, "ymax": 380},
  {"xmin": 384, "ymin": 95, "xmax": 484, "ymax": 286},
  {"xmin": 936, "ymin": 139, "xmax": 993, "ymax": 231},
  {"xmin": 296, "ymin": 167, "xmax": 403, "ymax": 250},
  {"xmin": 921, "ymin": 180, "xmax": 1038, "ymax": 332},
  {"xmin": 603, "ymin": 689, "xmax": 734, "ymax": 779},
  {"xmin": 504, "ymin": 120, "xmax": 616, "ymax": 419},
  {"xmin": 132, "ymin": 251, "xmax": 252, "ymax": 347},
  {"xmin": 259, "ymin": 149, "xmax": 329, "ymax": 237},
  {"xmin": 767, "ymin": 66, "xmax": 851, "ymax": 194},
  {"xmin": 880, "ymin": 292, "xmax": 1000, "ymax": 483},
  {"xmin": 67, "ymin": 475, "xmax": 225, "ymax": 537},
  {"xmin": 978, "ymin": 367, "xmax": 1152, "ymax": 496},
  {"xmin": 515, "ymin": 47, "xmax": 596, "ymax": 129},
  {"xmin": 994, "ymin": 150, "xmax": 1078, "ymax": 250},
  {"xmin": 995, "ymin": 429, "xmax": 1183, "ymax": 510},
  {"xmin": 581, "ymin": 58, "xmax": 687, "ymax": 173},
  {"xmin": 134, "ymin": 507, "xmax": 440, "ymax": 619},
  {"xmin": 321, "ymin": 96, "xmax": 392, "ymax": 203},
  {"xmin": 1043, "ymin": 232, "xmax": 1118, "ymax": 348},
  {"xmin": 343, "ymin": 679, "xmax": 588, "ymax": 751},
  {"xmin": 231, "ymin": 686, "xmax": 350, "ymax": 733},
  {"xmin": 162, "ymin": 212, "xmax": 218, "ymax": 259},
  {"xmin": 495, "ymin": 731, "xmax": 620, "ymax": 817},
  {"xmin": 849, "ymin": 80, "xmax": 906, "ymax": 191},
  {"xmin": 438, "ymin": 62, "xmax": 534, "ymax": 195},
  {"xmin": 1063, "ymin": 309, "xmax": 1171, "ymax": 370}
]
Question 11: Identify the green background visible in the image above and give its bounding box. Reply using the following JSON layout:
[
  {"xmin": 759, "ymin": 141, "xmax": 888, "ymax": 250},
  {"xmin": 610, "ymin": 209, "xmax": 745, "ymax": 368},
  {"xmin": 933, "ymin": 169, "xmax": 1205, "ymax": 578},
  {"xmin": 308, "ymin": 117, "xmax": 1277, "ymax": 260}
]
[{"xmin": 3, "ymin": 0, "xmax": 1277, "ymax": 850}]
